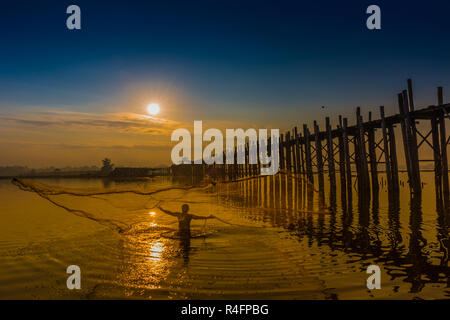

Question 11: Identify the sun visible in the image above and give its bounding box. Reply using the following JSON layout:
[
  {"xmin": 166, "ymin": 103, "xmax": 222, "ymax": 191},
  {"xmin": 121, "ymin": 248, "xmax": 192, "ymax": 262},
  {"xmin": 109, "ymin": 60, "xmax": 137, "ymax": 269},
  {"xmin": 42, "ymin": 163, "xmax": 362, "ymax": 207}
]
[{"xmin": 147, "ymin": 103, "xmax": 160, "ymax": 115}]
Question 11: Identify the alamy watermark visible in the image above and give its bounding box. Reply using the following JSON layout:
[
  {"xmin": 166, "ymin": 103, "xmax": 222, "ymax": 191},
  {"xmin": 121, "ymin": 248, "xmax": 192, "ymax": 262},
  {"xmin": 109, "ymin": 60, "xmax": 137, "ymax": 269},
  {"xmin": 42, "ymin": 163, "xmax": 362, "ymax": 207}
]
[
  {"xmin": 66, "ymin": 265, "xmax": 81, "ymax": 289},
  {"xmin": 171, "ymin": 121, "xmax": 280, "ymax": 175},
  {"xmin": 65, "ymin": 5, "xmax": 380, "ymax": 31}
]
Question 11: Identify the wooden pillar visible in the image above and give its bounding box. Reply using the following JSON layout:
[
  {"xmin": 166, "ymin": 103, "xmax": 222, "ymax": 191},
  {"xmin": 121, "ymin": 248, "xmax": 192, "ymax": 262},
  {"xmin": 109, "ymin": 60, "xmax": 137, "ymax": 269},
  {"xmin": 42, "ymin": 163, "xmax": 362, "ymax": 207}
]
[
  {"xmin": 388, "ymin": 125, "xmax": 400, "ymax": 193},
  {"xmin": 354, "ymin": 133, "xmax": 360, "ymax": 192},
  {"xmin": 267, "ymin": 136, "xmax": 272, "ymax": 178},
  {"xmin": 236, "ymin": 146, "xmax": 240, "ymax": 179},
  {"xmin": 343, "ymin": 118, "xmax": 353, "ymax": 204},
  {"xmin": 338, "ymin": 116, "xmax": 347, "ymax": 208},
  {"xmin": 286, "ymin": 131, "xmax": 292, "ymax": 173},
  {"xmin": 407, "ymin": 79, "xmax": 415, "ymax": 111},
  {"xmin": 239, "ymin": 144, "xmax": 243, "ymax": 178},
  {"xmin": 252, "ymin": 140, "xmax": 258, "ymax": 176},
  {"xmin": 356, "ymin": 107, "xmax": 370, "ymax": 198},
  {"xmin": 380, "ymin": 106, "xmax": 393, "ymax": 193},
  {"xmin": 248, "ymin": 141, "xmax": 252, "ymax": 176},
  {"xmin": 294, "ymin": 127, "xmax": 301, "ymax": 174},
  {"xmin": 290, "ymin": 130, "xmax": 297, "ymax": 173},
  {"xmin": 299, "ymin": 133, "xmax": 305, "ymax": 174},
  {"xmin": 303, "ymin": 124, "xmax": 314, "ymax": 185},
  {"xmin": 251, "ymin": 141, "xmax": 256, "ymax": 176},
  {"xmin": 367, "ymin": 116, "xmax": 379, "ymax": 195},
  {"xmin": 438, "ymin": 87, "xmax": 449, "ymax": 207},
  {"xmin": 252, "ymin": 141, "xmax": 256, "ymax": 176},
  {"xmin": 402, "ymin": 89, "xmax": 421, "ymax": 195},
  {"xmin": 257, "ymin": 139, "xmax": 261, "ymax": 176},
  {"xmin": 431, "ymin": 114, "xmax": 443, "ymax": 201},
  {"xmin": 279, "ymin": 134, "xmax": 285, "ymax": 171},
  {"xmin": 245, "ymin": 142, "xmax": 249, "ymax": 177},
  {"xmin": 397, "ymin": 93, "xmax": 413, "ymax": 186},
  {"xmin": 326, "ymin": 117, "xmax": 336, "ymax": 201},
  {"xmin": 314, "ymin": 121, "xmax": 325, "ymax": 198}
]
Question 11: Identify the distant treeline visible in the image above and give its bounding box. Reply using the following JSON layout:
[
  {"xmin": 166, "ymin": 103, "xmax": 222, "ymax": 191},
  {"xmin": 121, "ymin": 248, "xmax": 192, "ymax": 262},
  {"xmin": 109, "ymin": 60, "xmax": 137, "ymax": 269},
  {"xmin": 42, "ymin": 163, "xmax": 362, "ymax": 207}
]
[{"xmin": 0, "ymin": 166, "xmax": 99, "ymax": 177}]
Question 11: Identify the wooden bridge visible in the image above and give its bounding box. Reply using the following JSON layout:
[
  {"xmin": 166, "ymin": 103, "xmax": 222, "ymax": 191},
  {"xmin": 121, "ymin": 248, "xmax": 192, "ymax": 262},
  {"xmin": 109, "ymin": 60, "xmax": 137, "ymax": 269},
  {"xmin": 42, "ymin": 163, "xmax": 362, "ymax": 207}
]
[
  {"xmin": 178, "ymin": 80, "xmax": 450, "ymax": 209},
  {"xmin": 278, "ymin": 80, "xmax": 449, "ymax": 209}
]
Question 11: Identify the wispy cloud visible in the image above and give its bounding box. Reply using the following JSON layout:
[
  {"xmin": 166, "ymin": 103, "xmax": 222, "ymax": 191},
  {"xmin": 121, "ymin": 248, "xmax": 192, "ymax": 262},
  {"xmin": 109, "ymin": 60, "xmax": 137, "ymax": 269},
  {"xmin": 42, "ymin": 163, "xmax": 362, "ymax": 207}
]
[
  {"xmin": 0, "ymin": 109, "xmax": 185, "ymax": 136},
  {"xmin": 0, "ymin": 107, "xmax": 267, "ymax": 167}
]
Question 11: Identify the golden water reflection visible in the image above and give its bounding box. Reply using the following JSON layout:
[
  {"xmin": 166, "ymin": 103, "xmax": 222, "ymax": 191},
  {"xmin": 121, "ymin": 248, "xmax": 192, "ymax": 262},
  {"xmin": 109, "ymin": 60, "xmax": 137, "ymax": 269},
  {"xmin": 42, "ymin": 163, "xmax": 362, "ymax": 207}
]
[
  {"xmin": 149, "ymin": 240, "xmax": 164, "ymax": 261},
  {"xmin": 0, "ymin": 175, "xmax": 448, "ymax": 299}
]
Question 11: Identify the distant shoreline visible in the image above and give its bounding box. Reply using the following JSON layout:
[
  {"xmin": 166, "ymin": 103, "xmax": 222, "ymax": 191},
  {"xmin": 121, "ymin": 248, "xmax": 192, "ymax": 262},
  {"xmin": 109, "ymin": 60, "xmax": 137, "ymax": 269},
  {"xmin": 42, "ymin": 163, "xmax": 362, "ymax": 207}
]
[
  {"xmin": 0, "ymin": 169, "xmax": 445, "ymax": 180},
  {"xmin": 0, "ymin": 173, "xmax": 163, "ymax": 180}
]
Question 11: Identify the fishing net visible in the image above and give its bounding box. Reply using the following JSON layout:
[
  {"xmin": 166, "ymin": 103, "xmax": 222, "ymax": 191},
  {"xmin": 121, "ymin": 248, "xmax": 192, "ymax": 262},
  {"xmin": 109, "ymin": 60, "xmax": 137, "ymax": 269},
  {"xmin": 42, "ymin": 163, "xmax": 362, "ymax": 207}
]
[
  {"xmin": 11, "ymin": 177, "xmax": 265, "ymax": 240},
  {"xmin": 11, "ymin": 178, "xmax": 216, "ymax": 235}
]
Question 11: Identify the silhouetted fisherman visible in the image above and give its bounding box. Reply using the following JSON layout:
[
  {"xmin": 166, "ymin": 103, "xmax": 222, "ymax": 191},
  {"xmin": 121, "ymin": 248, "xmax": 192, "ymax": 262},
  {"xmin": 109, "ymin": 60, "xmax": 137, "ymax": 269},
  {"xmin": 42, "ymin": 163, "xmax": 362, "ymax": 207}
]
[{"xmin": 158, "ymin": 204, "xmax": 214, "ymax": 238}]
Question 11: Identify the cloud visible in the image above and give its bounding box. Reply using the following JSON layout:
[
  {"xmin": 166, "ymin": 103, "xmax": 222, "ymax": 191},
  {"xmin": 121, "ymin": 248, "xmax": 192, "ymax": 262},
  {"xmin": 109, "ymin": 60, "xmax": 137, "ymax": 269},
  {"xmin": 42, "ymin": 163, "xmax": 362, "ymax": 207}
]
[
  {"xmin": 0, "ymin": 117, "xmax": 55, "ymax": 127},
  {"xmin": 0, "ymin": 108, "xmax": 267, "ymax": 137},
  {"xmin": 0, "ymin": 109, "xmax": 185, "ymax": 136},
  {"xmin": 0, "ymin": 140, "xmax": 171, "ymax": 151},
  {"xmin": 0, "ymin": 108, "xmax": 274, "ymax": 167}
]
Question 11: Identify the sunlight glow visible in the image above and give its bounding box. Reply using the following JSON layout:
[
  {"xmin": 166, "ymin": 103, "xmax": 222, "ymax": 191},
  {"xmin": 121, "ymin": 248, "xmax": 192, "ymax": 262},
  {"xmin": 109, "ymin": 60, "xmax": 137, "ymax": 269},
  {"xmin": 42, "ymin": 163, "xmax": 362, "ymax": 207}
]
[
  {"xmin": 147, "ymin": 103, "xmax": 160, "ymax": 115},
  {"xmin": 149, "ymin": 240, "xmax": 164, "ymax": 261}
]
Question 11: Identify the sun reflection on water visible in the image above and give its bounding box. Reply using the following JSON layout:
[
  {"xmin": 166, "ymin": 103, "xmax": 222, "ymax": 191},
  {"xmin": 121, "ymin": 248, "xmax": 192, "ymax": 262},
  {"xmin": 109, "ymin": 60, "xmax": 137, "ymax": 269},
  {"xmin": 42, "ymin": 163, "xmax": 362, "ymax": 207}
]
[{"xmin": 149, "ymin": 240, "xmax": 164, "ymax": 261}]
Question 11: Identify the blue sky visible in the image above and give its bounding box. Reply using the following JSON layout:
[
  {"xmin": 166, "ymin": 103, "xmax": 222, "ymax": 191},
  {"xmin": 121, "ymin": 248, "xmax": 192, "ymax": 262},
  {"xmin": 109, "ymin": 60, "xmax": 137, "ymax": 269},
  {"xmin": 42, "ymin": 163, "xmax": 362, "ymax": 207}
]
[{"xmin": 0, "ymin": 0, "xmax": 449, "ymax": 166}]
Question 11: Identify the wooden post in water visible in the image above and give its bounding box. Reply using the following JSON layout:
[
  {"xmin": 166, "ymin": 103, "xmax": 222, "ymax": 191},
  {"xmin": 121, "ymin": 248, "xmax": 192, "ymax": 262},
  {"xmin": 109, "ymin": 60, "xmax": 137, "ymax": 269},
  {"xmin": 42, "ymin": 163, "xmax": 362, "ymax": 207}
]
[
  {"xmin": 402, "ymin": 89, "xmax": 421, "ymax": 195},
  {"xmin": 314, "ymin": 121, "xmax": 325, "ymax": 199},
  {"xmin": 243, "ymin": 144, "xmax": 246, "ymax": 177},
  {"xmin": 353, "ymin": 118, "xmax": 361, "ymax": 193},
  {"xmin": 267, "ymin": 136, "xmax": 272, "ymax": 178},
  {"xmin": 294, "ymin": 127, "xmax": 301, "ymax": 174},
  {"xmin": 303, "ymin": 124, "xmax": 314, "ymax": 186},
  {"xmin": 286, "ymin": 131, "xmax": 292, "ymax": 173},
  {"xmin": 239, "ymin": 144, "xmax": 243, "ymax": 178},
  {"xmin": 388, "ymin": 125, "xmax": 400, "ymax": 193},
  {"xmin": 290, "ymin": 130, "xmax": 296, "ymax": 173},
  {"xmin": 251, "ymin": 140, "xmax": 256, "ymax": 176},
  {"xmin": 279, "ymin": 134, "xmax": 285, "ymax": 171},
  {"xmin": 338, "ymin": 116, "xmax": 347, "ymax": 209},
  {"xmin": 299, "ymin": 133, "xmax": 305, "ymax": 174},
  {"xmin": 326, "ymin": 117, "xmax": 336, "ymax": 202},
  {"xmin": 437, "ymin": 86, "xmax": 449, "ymax": 207},
  {"xmin": 252, "ymin": 140, "xmax": 256, "ymax": 176},
  {"xmin": 431, "ymin": 112, "xmax": 442, "ymax": 201},
  {"xmin": 380, "ymin": 106, "xmax": 393, "ymax": 193},
  {"xmin": 356, "ymin": 107, "xmax": 370, "ymax": 198},
  {"xmin": 248, "ymin": 142, "xmax": 252, "ymax": 177},
  {"xmin": 397, "ymin": 93, "xmax": 413, "ymax": 188},
  {"xmin": 257, "ymin": 138, "xmax": 261, "ymax": 176},
  {"xmin": 254, "ymin": 140, "xmax": 258, "ymax": 176},
  {"xmin": 236, "ymin": 145, "xmax": 240, "ymax": 178},
  {"xmin": 248, "ymin": 141, "xmax": 252, "ymax": 176},
  {"xmin": 343, "ymin": 118, "xmax": 353, "ymax": 204},
  {"xmin": 367, "ymin": 111, "xmax": 379, "ymax": 196}
]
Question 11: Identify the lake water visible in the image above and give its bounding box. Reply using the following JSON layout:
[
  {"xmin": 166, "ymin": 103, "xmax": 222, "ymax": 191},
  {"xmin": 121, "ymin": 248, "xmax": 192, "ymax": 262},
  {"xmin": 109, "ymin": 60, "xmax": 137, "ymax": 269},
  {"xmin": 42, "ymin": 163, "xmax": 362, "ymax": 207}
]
[{"xmin": 0, "ymin": 172, "xmax": 448, "ymax": 299}]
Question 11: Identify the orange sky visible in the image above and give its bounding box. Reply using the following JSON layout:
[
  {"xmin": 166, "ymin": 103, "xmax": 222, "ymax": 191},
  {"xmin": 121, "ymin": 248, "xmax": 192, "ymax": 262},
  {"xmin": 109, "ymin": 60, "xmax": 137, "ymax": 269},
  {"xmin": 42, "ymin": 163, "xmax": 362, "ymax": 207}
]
[{"xmin": 0, "ymin": 81, "xmax": 447, "ymax": 169}]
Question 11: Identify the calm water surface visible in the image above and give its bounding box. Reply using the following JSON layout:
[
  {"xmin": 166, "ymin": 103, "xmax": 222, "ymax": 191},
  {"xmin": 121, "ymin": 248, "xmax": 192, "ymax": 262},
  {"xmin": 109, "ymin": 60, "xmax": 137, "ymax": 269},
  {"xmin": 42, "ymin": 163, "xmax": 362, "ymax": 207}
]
[{"xmin": 0, "ymin": 173, "xmax": 448, "ymax": 299}]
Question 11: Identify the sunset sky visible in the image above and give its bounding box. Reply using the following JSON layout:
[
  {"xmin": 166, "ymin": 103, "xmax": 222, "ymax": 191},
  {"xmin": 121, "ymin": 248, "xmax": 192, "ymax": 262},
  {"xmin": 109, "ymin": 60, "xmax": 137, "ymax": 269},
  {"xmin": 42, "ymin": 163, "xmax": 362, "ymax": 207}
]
[{"xmin": 1, "ymin": 0, "xmax": 449, "ymax": 167}]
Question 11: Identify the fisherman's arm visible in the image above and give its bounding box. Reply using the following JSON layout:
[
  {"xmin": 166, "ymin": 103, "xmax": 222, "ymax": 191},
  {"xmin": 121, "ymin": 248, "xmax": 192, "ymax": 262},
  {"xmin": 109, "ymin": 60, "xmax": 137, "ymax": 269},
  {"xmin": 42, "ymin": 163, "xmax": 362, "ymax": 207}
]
[
  {"xmin": 191, "ymin": 214, "xmax": 215, "ymax": 220},
  {"xmin": 157, "ymin": 206, "xmax": 178, "ymax": 217}
]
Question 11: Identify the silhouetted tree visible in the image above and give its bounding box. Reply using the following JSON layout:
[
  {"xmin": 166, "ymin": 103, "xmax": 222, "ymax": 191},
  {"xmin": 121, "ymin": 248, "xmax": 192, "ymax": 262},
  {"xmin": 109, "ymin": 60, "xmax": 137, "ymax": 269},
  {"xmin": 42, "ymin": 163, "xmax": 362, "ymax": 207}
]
[{"xmin": 101, "ymin": 158, "xmax": 114, "ymax": 174}]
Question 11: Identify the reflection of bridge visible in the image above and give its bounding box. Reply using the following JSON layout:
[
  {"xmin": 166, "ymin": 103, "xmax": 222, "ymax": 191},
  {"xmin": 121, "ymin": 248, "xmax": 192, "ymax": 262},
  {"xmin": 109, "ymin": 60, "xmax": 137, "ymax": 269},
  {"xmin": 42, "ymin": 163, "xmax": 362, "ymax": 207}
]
[
  {"xmin": 217, "ymin": 174, "xmax": 449, "ymax": 295},
  {"xmin": 206, "ymin": 80, "xmax": 449, "ymax": 210},
  {"xmin": 110, "ymin": 167, "xmax": 170, "ymax": 177}
]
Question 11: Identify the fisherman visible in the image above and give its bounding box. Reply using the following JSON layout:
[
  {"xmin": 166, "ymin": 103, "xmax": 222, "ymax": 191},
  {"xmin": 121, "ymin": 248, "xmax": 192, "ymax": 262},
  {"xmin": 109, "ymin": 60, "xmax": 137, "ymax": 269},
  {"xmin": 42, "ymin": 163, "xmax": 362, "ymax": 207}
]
[{"xmin": 157, "ymin": 204, "xmax": 215, "ymax": 238}]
